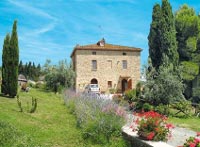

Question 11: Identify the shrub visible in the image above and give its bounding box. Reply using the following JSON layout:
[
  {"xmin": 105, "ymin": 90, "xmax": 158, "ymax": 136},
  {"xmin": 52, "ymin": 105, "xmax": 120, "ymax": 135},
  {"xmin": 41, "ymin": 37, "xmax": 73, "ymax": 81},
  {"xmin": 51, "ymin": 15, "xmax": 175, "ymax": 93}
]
[
  {"xmin": 64, "ymin": 90, "xmax": 127, "ymax": 146},
  {"xmin": 142, "ymin": 103, "xmax": 153, "ymax": 112},
  {"xmin": 154, "ymin": 104, "xmax": 170, "ymax": 115},
  {"xmin": 35, "ymin": 82, "xmax": 46, "ymax": 89},
  {"xmin": 144, "ymin": 61, "xmax": 185, "ymax": 106},
  {"xmin": 124, "ymin": 89, "xmax": 136, "ymax": 102},
  {"xmin": 109, "ymin": 88, "xmax": 116, "ymax": 94},
  {"xmin": 132, "ymin": 111, "xmax": 174, "ymax": 141},
  {"xmin": 171, "ymin": 100, "xmax": 191, "ymax": 117},
  {"xmin": 16, "ymin": 96, "xmax": 37, "ymax": 113},
  {"xmin": 112, "ymin": 94, "xmax": 122, "ymax": 104},
  {"xmin": 29, "ymin": 97, "xmax": 37, "ymax": 113}
]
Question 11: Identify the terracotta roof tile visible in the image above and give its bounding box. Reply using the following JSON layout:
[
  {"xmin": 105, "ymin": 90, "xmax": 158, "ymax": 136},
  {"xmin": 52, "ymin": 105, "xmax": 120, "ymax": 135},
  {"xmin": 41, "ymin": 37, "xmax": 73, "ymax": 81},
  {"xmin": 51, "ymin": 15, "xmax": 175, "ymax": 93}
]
[{"xmin": 70, "ymin": 43, "xmax": 142, "ymax": 57}]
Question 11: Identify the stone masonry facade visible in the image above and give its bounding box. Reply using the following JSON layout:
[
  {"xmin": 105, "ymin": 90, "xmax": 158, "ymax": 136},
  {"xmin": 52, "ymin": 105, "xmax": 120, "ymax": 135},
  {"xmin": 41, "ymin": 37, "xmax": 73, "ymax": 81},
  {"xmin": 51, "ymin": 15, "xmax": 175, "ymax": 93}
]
[{"xmin": 71, "ymin": 39, "xmax": 142, "ymax": 93}]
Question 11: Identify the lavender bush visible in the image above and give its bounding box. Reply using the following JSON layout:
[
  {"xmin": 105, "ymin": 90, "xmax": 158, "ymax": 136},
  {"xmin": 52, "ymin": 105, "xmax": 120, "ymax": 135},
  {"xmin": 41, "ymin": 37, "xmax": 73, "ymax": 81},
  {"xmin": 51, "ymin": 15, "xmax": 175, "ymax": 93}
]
[{"xmin": 64, "ymin": 90, "xmax": 128, "ymax": 146}]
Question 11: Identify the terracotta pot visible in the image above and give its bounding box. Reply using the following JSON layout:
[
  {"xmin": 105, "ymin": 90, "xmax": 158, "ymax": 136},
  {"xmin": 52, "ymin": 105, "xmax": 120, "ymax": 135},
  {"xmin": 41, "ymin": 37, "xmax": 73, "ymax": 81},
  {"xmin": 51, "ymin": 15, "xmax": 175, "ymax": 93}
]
[{"xmin": 138, "ymin": 131, "xmax": 149, "ymax": 140}]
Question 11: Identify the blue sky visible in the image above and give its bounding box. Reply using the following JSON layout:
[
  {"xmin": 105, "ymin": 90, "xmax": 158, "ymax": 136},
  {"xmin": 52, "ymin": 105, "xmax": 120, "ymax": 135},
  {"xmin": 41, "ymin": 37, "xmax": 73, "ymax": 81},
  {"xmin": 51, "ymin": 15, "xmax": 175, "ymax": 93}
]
[{"xmin": 0, "ymin": 0, "xmax": 200, "ymax": 65}]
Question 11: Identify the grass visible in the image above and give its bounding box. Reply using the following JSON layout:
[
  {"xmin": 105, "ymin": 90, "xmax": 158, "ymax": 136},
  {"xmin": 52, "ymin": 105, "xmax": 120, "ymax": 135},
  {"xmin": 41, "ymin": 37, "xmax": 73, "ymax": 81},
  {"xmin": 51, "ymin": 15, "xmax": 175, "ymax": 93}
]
[
  {"xmin": 1, "ymin": 88, "xmax": 199, "ymax": 146},
  {"xmin": 0, "ymin": 88, "xmax": 88, "ymax": 147},
  {"xmin": 169, "ymin": 117, "xmax": 200, "ymax": 132},
  {"xmin": 168, "ymin": 107, "xmax": 200, "ymax": 132}
]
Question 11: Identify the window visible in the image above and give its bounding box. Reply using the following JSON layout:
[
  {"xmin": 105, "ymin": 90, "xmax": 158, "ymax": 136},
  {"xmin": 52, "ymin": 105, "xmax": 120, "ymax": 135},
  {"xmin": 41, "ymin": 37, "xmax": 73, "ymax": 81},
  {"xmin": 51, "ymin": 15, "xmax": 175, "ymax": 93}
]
[
  {"xmin": 108, "ymin": 81, "xmax": 112, "ymax": 88},
  {"xmin": 107, "ymin": 60, "xmax": 112, "ymax": 68},
  {"xmin": 92, "ymin": 60, "xmax": 97, "ymax": 70},
  {"xmin": 123, "ymin": 52, "xmax": 127, "ymax": 56},
  {"xmin": 92, "ymin": 51, "xmax": 96, "ymax": 55},
  {"xmin": 122, "ymin": 60, "xmax": 127, "ymax": 69}
]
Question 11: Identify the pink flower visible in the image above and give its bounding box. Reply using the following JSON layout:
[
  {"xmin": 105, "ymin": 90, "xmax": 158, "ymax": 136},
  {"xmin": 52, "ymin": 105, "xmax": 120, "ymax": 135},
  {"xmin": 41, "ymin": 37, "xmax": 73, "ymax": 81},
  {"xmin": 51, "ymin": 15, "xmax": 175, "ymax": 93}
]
[
  {"xmin": 197, "ymin": 132, "xmax": 200, "ymax": 136},
  {"xmin": 166, "ymin": 123, "xmax": 175, "ymax": 129},
  {"xmin": 189, "ymin": 142, "xmax": 196, "ymax": 147},
  {"xmin": 135, "ymin": 118, "xmax": 139, "ymax": 124},
  {"xmin": 194, "ymin": 138, "xmax": 200, "ymax": 143}
]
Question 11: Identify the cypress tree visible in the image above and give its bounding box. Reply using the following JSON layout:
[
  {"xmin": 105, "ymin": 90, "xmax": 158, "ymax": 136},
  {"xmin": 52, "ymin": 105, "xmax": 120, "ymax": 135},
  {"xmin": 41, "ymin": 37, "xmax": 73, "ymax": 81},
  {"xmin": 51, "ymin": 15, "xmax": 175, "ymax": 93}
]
[
  {"xmin": 24, "ymin": 63, "xmax": 27, "ymax": 77},
  {"xmin": 8, "ymin": 20, "xmax": 19, "ymax": 97},
  {"xmin": 148, "ymin": 4, "xmax": 162, "ymax": 70},
  {"xmin": 1, "ymin": 34, "xmax": 10, "ymax": 95},
  {"xmin": 19, "ymin": 60, "xmax": 23, "ymax": 74},
  {"xmin": 160, "ymin": 0, "xmax": 179, "ymax": 65}
]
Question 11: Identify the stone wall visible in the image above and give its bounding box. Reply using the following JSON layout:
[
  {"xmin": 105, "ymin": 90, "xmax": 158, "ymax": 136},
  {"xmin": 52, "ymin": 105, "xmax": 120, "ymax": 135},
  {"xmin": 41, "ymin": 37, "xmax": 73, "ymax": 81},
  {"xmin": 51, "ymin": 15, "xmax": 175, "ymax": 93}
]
[{"xmin": 73, "ymin": 49, "xmax": 140, "ymax": 92}]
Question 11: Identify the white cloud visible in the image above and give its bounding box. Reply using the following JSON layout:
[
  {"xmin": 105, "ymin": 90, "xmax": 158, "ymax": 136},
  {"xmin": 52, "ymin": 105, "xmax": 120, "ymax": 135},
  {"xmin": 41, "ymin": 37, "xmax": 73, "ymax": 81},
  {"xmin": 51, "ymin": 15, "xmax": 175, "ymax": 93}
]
[
  {"xmin": 32, "ymin": 23, "xmax": 57, "ymax": 35},
  {"xmin": 8, "ymin": 0, "xmax": 57, "ymax": 21}
]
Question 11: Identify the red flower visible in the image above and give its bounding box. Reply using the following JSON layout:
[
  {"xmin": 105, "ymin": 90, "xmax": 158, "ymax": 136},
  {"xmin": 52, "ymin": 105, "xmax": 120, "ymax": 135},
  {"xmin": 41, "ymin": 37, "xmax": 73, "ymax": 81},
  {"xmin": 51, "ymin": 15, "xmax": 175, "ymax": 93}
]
[
  {"xmin": 197, "ymin": 132, "xmax": 200, "ymax": 136},
  {"xmin": 155, "ymin": 120, "xmax": 159, "ymax": 125},
  {"xmin": 155, "ymin": 127, "xmax": 159, "ymax": 132},
  {"xmin": 147, "ymin": 132, "xmax": 155, "ymax": 140}
]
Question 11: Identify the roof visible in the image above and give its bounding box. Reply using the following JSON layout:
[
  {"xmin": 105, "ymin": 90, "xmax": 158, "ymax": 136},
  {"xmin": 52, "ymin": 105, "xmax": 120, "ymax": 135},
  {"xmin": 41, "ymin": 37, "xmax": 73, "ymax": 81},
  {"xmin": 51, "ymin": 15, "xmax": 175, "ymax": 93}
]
[
  {"xmin": 70, "ymin": 42, "xmax": 142, "ymax": 57},
  {"xmin": 18, "ymin": 74, "xmax": 26, "ymax": 80}
]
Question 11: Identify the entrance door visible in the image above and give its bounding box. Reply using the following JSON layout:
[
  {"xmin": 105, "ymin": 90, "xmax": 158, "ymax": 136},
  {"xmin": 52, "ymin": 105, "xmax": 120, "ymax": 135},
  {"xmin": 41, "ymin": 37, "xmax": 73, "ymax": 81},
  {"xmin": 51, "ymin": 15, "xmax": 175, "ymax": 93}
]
[
  {"xmin": 128, "ymin": 79, "xmax": 132, "ymax": 90},
  {"xmin": 121, "ymin": 79, "xmax": 128, "ymax": 93}
]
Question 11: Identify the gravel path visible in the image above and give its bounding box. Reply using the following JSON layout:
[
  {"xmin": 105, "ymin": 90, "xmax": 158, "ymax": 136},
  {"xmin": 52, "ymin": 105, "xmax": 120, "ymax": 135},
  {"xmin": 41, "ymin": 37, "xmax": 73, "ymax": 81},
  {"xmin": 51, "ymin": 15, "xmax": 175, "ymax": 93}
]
[{"xmin": 167, "ymin": 127, "xmax": 197, "ymax": 147}]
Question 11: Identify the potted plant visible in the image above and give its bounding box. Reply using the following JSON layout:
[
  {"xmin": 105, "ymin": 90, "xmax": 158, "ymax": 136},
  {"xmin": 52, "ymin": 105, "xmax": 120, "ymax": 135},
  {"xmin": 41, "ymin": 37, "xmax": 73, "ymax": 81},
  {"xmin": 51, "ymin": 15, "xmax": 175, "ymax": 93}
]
[{"xmin": 134, "ymin": 111, "xmax": 174, "ymax": 141}]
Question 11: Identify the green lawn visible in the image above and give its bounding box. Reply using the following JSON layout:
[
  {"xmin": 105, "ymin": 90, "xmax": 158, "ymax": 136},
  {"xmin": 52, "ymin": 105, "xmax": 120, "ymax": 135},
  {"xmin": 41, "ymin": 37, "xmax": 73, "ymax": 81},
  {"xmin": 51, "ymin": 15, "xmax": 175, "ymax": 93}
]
[
  {"xmin": 1, "ymin": 88, "xmax": 199, "ymax": 146},
  {"xmin": 0, "ymin": 88, "xmax": 87, "ymax": 147},
  {"xmin": 169, "ymin": 117, "xmax": 200, "ymax": 132}
]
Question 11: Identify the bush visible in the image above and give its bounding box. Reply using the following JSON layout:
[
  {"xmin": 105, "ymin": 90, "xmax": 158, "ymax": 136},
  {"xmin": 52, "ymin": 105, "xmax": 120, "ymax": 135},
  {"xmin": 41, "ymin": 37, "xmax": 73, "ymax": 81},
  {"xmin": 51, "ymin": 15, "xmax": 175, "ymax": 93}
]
[
  {"xmin": 124, "ymin": 89, "xmax": 137, "ymax": 102},
  {"xmin": 134, "ymin": 101, "xmax": 145, "ymax": 111},
  {"xmin": 35, "ymin": 82, "xmax": 46, "ymax": 89},
  {"xmin": 16, "ymin": 96, "xmax": 37, "ymax": 113},
  {"xmin": 112, "ymin": 94, "xmax": 122, "ymax": 103},
  {"xmin": 171, "ymin": 101, "xmax": 192, "ymax": 117},
  {"xmin": 109, "ymin": 88, "xmax": 116, "ymax": 94},
  {"xmin": 142, "ymin": 103, "xmax": 153, "ymax": 112},
  {"xmin": 64, "ymin": 90, "xmax": 128, "ymax": 146},
  {"xmin": 154, "ymin": 104, "xmax": 170, "ymax": 115}
]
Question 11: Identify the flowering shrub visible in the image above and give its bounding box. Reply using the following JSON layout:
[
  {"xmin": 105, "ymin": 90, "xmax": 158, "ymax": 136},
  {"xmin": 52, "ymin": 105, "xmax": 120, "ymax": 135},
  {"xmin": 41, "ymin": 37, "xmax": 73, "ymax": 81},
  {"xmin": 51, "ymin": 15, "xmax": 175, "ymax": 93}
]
[
  {"xmin": 64, "ymin": 90, "xmax": 128, "ymax": 146},
  {"xmin": 131, "ymin": 111, "xmax": 174, "ymax": 141},
  {"xmin": 178, "ymin": 132, "xmax": 200, "ymax": 147}
]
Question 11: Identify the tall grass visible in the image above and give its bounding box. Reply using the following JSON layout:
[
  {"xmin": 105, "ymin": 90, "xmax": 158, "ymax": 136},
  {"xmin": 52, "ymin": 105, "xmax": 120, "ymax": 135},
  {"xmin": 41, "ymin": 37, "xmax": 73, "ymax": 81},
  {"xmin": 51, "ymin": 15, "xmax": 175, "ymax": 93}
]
[{"xmin": 64, "ymin": 90, "xmax": 129, "ymax": 146}]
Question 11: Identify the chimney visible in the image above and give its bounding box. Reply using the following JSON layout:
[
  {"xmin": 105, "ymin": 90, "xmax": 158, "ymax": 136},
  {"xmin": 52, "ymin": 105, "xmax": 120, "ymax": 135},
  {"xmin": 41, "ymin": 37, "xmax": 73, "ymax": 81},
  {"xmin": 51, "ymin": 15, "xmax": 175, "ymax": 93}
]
[{"xmin": 97, "ymin": 38, "xmax": 105, "ymax": 46}]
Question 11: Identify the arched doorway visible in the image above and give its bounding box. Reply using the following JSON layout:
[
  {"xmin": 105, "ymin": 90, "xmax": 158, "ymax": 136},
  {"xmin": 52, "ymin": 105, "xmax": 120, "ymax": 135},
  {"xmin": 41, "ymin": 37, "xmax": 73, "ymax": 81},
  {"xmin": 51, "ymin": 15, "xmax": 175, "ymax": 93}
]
[
  {"xmin": 91, "ymin": 78, "xmax": 98, "ymax": 84},
  {"xmin": 121, "ymin": 79, "xmax": 128, "ymax": 93}
]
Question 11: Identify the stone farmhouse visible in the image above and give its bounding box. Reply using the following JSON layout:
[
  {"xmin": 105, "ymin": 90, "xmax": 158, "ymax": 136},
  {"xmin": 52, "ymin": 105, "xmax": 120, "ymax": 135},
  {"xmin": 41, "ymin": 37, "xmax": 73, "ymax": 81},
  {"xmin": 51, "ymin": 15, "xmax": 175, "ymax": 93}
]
[{"xmin": 70, "ymin": 38, "xmax": 142, "ymax": 93}]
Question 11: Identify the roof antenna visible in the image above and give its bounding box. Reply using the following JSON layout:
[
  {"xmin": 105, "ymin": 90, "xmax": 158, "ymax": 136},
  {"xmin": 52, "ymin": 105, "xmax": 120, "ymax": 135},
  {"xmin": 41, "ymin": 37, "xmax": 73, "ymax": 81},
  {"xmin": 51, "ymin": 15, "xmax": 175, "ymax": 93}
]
[{"xmin": 98, "ymin": 25, "xmax": 104, "ymax": 40}]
